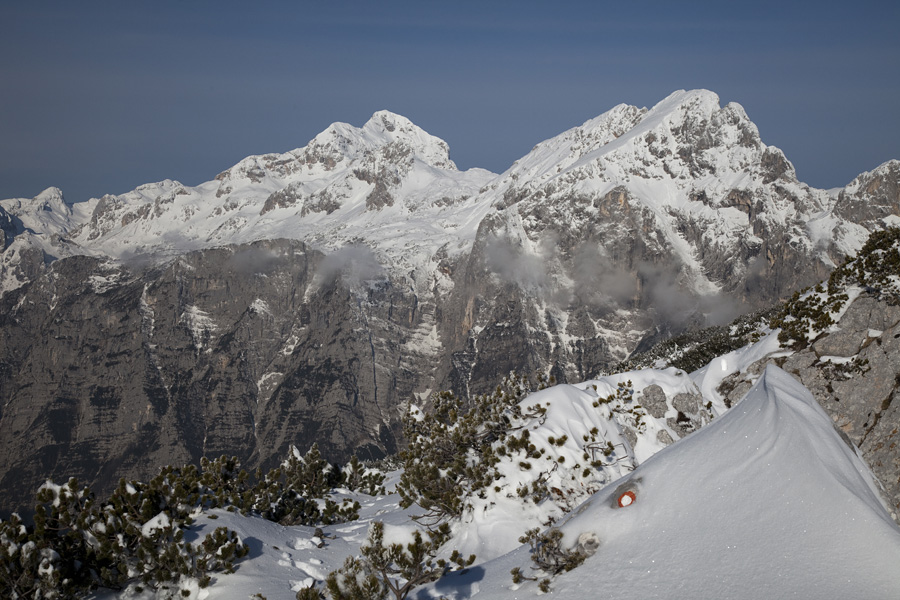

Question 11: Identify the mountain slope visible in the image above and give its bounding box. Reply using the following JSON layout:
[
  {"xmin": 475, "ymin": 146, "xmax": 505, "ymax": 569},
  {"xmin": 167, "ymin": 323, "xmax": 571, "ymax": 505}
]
[
  {"xmin": 0, "ymin": 90, "xmax": 898, "ymax": 517},
  {"xmin": 9, "ymin": 357, "xmax": 898, "ymax": 599},
  {"xmin": 78, "ymin": 361, "xmax": 898, "ymax": 600},
  {"xmin": 435, "ymin": 90, "xmax": 893, "ymax": 394}
]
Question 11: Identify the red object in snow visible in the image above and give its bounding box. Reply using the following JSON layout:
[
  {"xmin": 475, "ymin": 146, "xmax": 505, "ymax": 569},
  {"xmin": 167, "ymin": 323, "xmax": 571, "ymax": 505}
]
[{"xmin": 617, "ymin": 490, "xmax": 636, "ymax": 507}]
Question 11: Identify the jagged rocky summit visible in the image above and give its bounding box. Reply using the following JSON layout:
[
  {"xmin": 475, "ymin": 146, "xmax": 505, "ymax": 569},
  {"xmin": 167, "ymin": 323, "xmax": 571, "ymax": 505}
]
[{"xmin": 1, "ymin": 89, "xmax": 898, "ymax": 516}]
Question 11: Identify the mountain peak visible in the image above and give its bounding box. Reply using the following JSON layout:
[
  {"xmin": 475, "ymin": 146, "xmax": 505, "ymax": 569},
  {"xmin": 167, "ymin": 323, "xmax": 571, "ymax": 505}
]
[
  {"xmin": 35, "ymin": 186, "xmax": 66, "ymax": 203},
  {"xmin": 652, "ymin": 88, "xmax": 720, "ymax": 111},
  {"xmin": 637, "ymin": 89, "xmax": 758, "ymax": 144},
  {"xmin": 365, "ymin": 109, "xmax": 416, "ymax": 134},
  {"xmin": 500, "ymin": 87, "xmax": 774, "ymax": 194},
  {"xmin": 358, "ymin": 109, "xmax": 456, "ymax": 170},
  {"xmin": 645, "ymin": 89, "xmax": 757, "ymax": 128},
  {"xmin": 292, "ymin": 110, "xmax": 457, "ymax": 174},
  {"xmin": 213, "ymin": 110, "xmax": 458, "ymax": 188},
  {"xmin": 6, "ymin": 186, "xmax": 72, "ymax": 220}
]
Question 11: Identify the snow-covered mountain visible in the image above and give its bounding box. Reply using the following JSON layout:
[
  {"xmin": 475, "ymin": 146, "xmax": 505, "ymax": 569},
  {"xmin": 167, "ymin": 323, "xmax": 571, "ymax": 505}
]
[
  {"xmin": 485, "ymin": 90, "xmax": 868, "ymax": 298},
  {"xmin": 1, "ymin": 90, "xmax": 898, "ymax": 518},
  {"xmin": 1, "ymin": 90, "xmax": 891, "ymax": 298},
  {"xmin": 0, "ymin": 110, "xmax": 494, "ymax": 294}
]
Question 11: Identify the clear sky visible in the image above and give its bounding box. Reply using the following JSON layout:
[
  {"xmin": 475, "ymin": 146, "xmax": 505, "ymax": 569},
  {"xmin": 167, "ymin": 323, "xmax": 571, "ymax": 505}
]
[{"xmin": 2, "ymin": 1, "xmax": 898, "ymax": 203}]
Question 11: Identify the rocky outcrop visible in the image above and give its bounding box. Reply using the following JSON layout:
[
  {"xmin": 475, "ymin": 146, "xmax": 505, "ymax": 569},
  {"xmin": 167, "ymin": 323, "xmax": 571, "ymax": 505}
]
[
  {"xmin": 834, "ymin": 161, "xmax": 900, "ymax": 231},
  {"xmin": 0, "ymin": 206, "xmax": 15, "ymax": 250}
]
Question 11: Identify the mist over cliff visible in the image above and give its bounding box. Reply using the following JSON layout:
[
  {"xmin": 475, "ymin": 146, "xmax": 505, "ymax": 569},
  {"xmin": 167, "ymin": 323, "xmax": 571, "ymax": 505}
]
[{"xmin": 1, "ymin": 90, "xmax": 898, "ymax": 517}]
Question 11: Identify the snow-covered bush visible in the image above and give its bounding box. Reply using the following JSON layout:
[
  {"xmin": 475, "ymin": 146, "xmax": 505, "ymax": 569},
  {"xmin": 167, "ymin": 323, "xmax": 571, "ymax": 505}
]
[
  {"xmin": 341, "ymin": 455, "xmax": 387, "ymax": 497},
  {"xmin": 296, "ymin": 584, "xmax": 326, "ymax": 600},
  {"xmin": 253, "ymin": 444, "xmax": 361, "ymax": 526},
  {"xmin": 1, "ymin": 510, "xmax": 67, "ymax": 599},
  {"xmin": 0, "ymin": 444, "xmax": 385, "ymax": 598},
  {"xmin": 770, "ymin": 284, "xmax": 847, "ymax": 349},
  {"xmin": 829, "ymin": 225, "xmax": 900, "ymax": 303},
  {"xmin": 138, "ymin": 445, "xmax": 362, "ymax": 527},
  {"xmin": 511, "ymin": 527, "xmax": 589, "ymax": 592},
  {"xmin": 0, "ymin": 476, "xmax": 248, "ymax": 599},
  {"xmin": 408, "ymin": 368, "xmax": 710, "ymax": 564},
  {"xmin": 397, "ymin": 373, "xmax": 551, "ymax": 524},
  {"xmin": 281, "ymin": 443, "xmax": 341, "ymax": 499},
  {"xmin": 325, "ymin": 521, "xmax": 474, "ymax": 600},
  {"xmin": 197, "ymin": 455, "xmax": 253, "ymax": 509}
]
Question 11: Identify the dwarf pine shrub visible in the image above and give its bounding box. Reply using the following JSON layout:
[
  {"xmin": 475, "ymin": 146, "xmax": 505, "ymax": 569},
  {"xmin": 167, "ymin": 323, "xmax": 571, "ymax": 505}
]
[
  {"xmin": 510, "ymin": 527, "xmax": 588, "ymax": 592},
  {"xmin": 519, "ymin": 527, "xmax": 587, "ymax": 575},
  {"xmin": 771, "ymin": 227, "xmax": 900, "ymax": 348},
  {"xmin": 253, "ymin": 444, "xmax": 361, "ymax": 526},
  {"xmin": 0, "ymin": 477, "xmax": 248, "ymax": 599},
  {"xmin": 397, "ymin": 372, "xmax": 552, "ymax": 524},
  {"xmin": 342, "ymin": 455, "xmax": 387, "ymax": 496},
  {"xmin": 295, "ymin": 585, "xmax": 325, "ymax": 599},
  {"xmin": 325, "ymin": 521, "xmax": 474, "ymax": 600},
  {"xmin": 827, "ymin": 226, "xmax": 900, "ymax": 304},
  {"xmin": 0, "ymin": 443, "xmax": 385, "ymax": 598}
]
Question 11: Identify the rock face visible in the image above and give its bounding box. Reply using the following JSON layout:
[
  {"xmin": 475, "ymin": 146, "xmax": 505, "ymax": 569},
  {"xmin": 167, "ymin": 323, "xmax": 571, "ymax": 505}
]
[
  {"xmin": 0, "ymin": 240, "xmax": 428, "ymax": 514},
  {"xmin": 835, "ymin": 161, "xmax": 900, "ymax": 231},
  {"xmin": 1, "ymin": 90, "xmax": 898, "ymax": 516}
]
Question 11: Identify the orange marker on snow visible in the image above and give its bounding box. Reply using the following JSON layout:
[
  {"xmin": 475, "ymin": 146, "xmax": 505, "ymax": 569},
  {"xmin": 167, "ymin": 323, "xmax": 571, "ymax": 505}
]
[{"xmin": 618, "ymin": 490, "xmax": 636, "ymax": 507}]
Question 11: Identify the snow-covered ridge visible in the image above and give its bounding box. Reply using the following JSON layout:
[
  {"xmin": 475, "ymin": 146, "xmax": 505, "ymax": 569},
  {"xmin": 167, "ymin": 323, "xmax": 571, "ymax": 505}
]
[
  {"xmin": 0, "ymin": 109, "xmax": 497, "ymax": 286},
  {"xmin": 491, "ymin": 90, "xmax": 769, "ymax": 197},
  {"xmin": 467, "ymin": 366, "xmax": 900, "ymax": 599},
  {"xmin": 497, "ymin": 90, "xmax": 761, "ymax": 189},
  {"xmin": 217, "ymin": 109, "xmax": 458, "ymax": 186},
  {"xmin": 1, "ymin": 89, "xmax": 896, "ymax": 302}
]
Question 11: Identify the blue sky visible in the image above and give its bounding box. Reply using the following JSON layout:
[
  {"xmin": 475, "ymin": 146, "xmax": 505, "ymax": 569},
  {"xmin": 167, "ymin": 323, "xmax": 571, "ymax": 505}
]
[{"xmin": 2, "ymin": 1, "xmax": 898, "ymax": 202}]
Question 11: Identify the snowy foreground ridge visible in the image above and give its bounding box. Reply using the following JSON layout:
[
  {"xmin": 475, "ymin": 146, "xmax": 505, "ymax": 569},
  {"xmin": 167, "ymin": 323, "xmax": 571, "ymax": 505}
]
[
  {"xmin": 437, "ymin": 366, "xmax": 900, "ymax": 599},
  {"xmin": 152, "ymin": 366, "xmax": 900, "ymax": 600}
]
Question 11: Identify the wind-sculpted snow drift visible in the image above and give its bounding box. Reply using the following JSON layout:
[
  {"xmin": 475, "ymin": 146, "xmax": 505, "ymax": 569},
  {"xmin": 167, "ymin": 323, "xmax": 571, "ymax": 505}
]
[
  {"xmin": 424, "ymin": 366, "xmax": 900, "ymax": 599},
  {"xmin": 1, "ymin": 90, "xmax": 899, "ymax": 516}
]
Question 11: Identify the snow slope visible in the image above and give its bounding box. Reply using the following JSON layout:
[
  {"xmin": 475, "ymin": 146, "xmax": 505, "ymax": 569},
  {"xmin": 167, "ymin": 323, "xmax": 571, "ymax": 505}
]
[
  {"xmin": 427, "ymin": 366, "xmax": 900, "ymax": 599},
  {"xmin": 106, "ymin": 365, "xmax": 900, "ymax": 600}
]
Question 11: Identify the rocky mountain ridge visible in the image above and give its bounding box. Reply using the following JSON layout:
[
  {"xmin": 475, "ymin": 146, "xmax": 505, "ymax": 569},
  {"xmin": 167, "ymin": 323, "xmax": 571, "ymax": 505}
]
[{"xmin": 1, "ymin": 90, "xmax": 898, "ymax": 516}]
